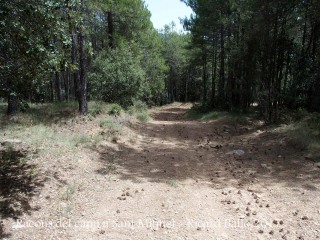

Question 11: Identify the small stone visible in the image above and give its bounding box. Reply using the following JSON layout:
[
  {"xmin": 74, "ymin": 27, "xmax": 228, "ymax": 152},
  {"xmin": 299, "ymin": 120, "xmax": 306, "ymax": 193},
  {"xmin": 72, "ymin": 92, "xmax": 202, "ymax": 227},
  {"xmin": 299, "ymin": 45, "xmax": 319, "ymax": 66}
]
[
  {"xmin": 302, "ymin": 216, "xmax": 308, "ymax": 220},
  {"xmin": 116, "ymin": 210, "xmax": 120, "ymax": 213},
  {"xmin": 258, "ymin": 230, "xmax": 264, "ymax": 234},
  {"xmin": 269, "ymin": 230, "xmax": 274, "ymax": 235},
  {"xmin": 273, "ymin": 220, "xmax": 278, "ymax": 225}
]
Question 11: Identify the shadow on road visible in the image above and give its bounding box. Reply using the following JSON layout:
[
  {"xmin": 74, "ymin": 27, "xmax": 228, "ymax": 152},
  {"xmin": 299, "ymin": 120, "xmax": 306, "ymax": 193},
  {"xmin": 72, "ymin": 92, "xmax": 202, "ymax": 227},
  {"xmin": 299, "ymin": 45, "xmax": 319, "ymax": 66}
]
[
  {"xmin": 0, "ymin": 147, "xmax": 45, "ymax": 238},
  {"xmin": 95, "ymin": 104, "xmax": 320, "ymax": 192}
]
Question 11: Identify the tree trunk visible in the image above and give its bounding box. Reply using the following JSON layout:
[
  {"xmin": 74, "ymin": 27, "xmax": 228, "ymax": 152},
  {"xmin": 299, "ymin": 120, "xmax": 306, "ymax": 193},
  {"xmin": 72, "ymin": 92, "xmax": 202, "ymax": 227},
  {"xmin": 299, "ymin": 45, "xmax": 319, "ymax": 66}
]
[
  {"xmin": 202, "ymin": 48, "xmax": 207, "ymax": 105},
  {"xmin": 211, "ymin": 35, "xmax": 217, "ymax": 109},
  {"xmin": 7, "ymin": 93, "xmax": 19, "ymax": 115},
  {"xmin": 185, "ymin": 69, "xmax": 189, "ymax": 102},
  {"xmin": 78, "ymin": 3, "xmax": 88, "ymax": 115},
  {"xmin": 65, "ymin": 71, "xmax": 70, "ymax": 101},
  {"xmin": 218, "ymin": 24, "xmax": 225, "ymax": 109},
  {"xmin": 72, "ymin": 32, "xmax": 80, "ymax": 100},
  {"xmin": 55, "ymin": 72, "xmax": 62, "ymax": 101},
  {"xmin": 107, "ymin": 11, "xmax": 114, "ymax": 48}
]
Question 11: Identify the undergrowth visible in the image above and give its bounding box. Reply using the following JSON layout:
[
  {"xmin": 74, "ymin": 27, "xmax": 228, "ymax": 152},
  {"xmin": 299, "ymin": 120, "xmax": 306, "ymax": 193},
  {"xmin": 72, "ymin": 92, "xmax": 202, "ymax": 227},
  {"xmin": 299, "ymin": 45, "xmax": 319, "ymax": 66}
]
[
  {"xmin": 186, "ymin": 104, "xmax": 257, "ymax": 125},
  {"xmin": 283, "ymin": 112, "xmax": 320, "ymax": 161}
]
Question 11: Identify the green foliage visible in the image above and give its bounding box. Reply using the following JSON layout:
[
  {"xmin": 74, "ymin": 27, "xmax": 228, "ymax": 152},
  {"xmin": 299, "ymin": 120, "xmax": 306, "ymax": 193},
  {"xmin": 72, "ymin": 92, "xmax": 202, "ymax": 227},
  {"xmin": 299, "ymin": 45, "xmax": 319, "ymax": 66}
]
[
  {"xmin": 100, "ymin": 117, "xmax": 122, "ymax": 132},
  {"xmin": 132, "ymin": 100, "xmax": 148, "ymax": 112},
  {"xmin": 88, "ymin": 101, "xmax": 105, "ymax": 117},
  {"xmin": 73, "ymin": 134, "xmax": 91, "ymax": 146},
  {"xmin": 109, "ymin": 104, "xmax": 122, "ymax": 116},
  {"xmin": 89, "ymin": 44, "xmax": 145, "ymax": 107},
  {"xmin": 160, "ymin": 25, "xmax": 192, "ymax": 103},
  {"xmin": 136, "ymin": 112, "xmax": 152, "ymax": 122},
  {"xmin": 182, "ymin": 0, "xmax": 320, "ymax": 121},
  {"xmin": 19, "ymin": 100, "xmax": 30, "ymax": 113},
  {"xmin": 187, "ymin": 104, "xmax": 256, "ymax": 124},
  {"xmin": 125, "ymin": 99, "xmax": 151, "ymax": 121},
  {"xmin": 0, "ymin": 0, "xmax": 71, "ymax": 102},
  {"xmin": 283, "ymin": 113, "xmax": 320, "ymax": 160}
]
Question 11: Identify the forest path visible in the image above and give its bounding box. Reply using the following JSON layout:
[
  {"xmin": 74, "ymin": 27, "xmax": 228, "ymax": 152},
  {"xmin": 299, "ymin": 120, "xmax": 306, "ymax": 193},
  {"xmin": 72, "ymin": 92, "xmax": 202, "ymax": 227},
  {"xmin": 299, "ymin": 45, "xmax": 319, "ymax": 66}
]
[
  {"xmin": 3, "ymin": 103, "xmax": 320, "ymax": 240},
  {"xmin": 76, "ymin": 103, "xmax": 320, "ymax": 239}
]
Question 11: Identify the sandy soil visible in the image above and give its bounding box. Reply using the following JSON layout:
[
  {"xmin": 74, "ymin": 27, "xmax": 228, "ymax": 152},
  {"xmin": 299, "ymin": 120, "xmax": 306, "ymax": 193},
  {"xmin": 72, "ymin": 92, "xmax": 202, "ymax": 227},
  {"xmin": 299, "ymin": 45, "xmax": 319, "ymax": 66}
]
[{"xmin": 1, "ymin": 103, "xmax": 320, "ymax": 240}]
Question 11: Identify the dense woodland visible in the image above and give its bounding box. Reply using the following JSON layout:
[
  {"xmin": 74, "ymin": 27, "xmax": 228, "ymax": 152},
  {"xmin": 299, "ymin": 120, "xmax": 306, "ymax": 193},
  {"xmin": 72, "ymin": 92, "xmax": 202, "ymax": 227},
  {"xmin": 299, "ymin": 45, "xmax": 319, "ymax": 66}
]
[{"xmin": 1, "ymin": 0, "xmax": 320, "ymax": 122}]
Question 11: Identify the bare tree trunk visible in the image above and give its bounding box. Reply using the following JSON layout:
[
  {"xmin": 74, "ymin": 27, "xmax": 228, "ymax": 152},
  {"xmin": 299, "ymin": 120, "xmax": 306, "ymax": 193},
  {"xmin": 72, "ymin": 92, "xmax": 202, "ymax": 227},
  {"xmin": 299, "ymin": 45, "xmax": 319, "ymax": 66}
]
[
  {"xmin": 55, "ymin": 72, "xmax": 62, "ymax": 101},
  {"xmin": 72, "ymin": 32, "xmax": 80, "ymax": 100},
  {"xmin": 202, "ymin": 48, "xmax": 208, "ymax": 105},
  {"xmin": 107, "ymin": 11, "xmax": 114, "ymax": 48},
  {"xmin": 185, "ymin": 68, "xmax": 189, "ymax": 102},
  {"xmin": 7, "ymin": 93, "xmax": 19, "ymax": 115},
  {"xmin": 211, "ymin": 35, "xmax": 217, "ymax": 109},
  {"xmin": 218, "ymin": 24, "xmax": 225, "ymax": 109},
  {"xmin": 78, "ymin": 0, "xmax": 88, "ymax": 115}
]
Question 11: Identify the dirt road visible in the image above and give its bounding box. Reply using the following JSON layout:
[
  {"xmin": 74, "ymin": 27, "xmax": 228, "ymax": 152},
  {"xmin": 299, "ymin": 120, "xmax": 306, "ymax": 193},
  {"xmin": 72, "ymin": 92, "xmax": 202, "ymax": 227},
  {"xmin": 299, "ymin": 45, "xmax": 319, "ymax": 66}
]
[{"xmin": 2, "ymin": 103, "xmax": 320, "ymax": 239}]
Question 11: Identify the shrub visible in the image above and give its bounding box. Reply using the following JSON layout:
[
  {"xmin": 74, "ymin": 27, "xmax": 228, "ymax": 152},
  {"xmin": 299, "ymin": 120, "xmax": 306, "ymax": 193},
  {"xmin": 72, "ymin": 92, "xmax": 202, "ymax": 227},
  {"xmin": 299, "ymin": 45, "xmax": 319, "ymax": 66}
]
[
  {"xmin": 89, "ymin": 44, "xmax": 145, "ymax": 107},
  {"xmin": 88, "ymin": 101, "xmax": 104, "ymax": 116},
  {"xmin": 100, "ymin": 117, "xmax": 122, "ymax": 132},
  {"xmin": 136, "ymin": 112, "xmax": 151, "ymax": 122},
  {"xmin": 132, "ymin": 100, "xmax": 147, "ymax": 112},
  {"xmin": 109, "ymin": 104, "xmax": 122, "ymax": 116}
]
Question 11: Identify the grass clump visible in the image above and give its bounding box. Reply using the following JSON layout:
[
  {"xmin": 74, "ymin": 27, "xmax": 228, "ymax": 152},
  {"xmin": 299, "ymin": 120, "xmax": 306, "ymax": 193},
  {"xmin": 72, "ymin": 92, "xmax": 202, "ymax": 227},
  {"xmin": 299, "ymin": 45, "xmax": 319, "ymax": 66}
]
[
  {"xmin": 126, "ymin": 100, "xmax": 152, "ymax": 122},
  {"xmin": 167, "ymin": 178, "xmax": 178, "ymax": 188},
  {"xmin": 285, "ymin": 113, "xmax": 320, "ymax": 160},
  {"xmin": 187, "ymin": 104, "xmax": 255, "ymax": 124},
  {"xmin": 132, "ymin": 100, "xmax": 148, "ymax": 112},
  {"xmin": 100, "ymin": 117, "xmax": 122, "ymax": 131},
  {"xmin": 109, "ymin": 103, "xmax": 122, "ymax": 116},
  {"xmin": 100, "ymin": 117, "xmax": 123, "ymax": 140},
  {"xmin": 136, "ymin": 112, "xmax": 152, "ymax": 122},
  {"xmin": 61, "ymin": 184, "xmax": 76, "ymax": 201},
  {"xmin": 88, "ymin": 101, "xmax": 107, "ymax": 117},
  {"xmin": 73, "ymin": 133, "xmax": 91, "ymax": 146}
]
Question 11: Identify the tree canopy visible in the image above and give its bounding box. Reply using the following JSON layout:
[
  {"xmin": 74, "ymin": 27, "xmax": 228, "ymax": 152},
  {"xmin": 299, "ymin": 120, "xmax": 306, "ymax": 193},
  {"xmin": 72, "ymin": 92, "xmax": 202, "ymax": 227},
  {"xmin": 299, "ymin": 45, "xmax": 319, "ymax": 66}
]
[{"xmin": 0, "ymin": 0, "xmax": 319, "ymax": 122}]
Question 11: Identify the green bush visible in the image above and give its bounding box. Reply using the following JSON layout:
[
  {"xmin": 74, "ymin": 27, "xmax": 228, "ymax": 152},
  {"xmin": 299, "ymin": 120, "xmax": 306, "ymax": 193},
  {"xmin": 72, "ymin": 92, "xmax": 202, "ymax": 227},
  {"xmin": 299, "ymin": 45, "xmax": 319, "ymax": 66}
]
[
  {"xmin": 89, "ymin": 44, "xmax": 145, "ymax": 107},
  {"xmin": 73, "ymin": 134, "xmax": 91, "ymax": 146},
  {"xmin": 136, "ymin": 112, "xmax": 151, "ymax": 122},
  {"xmin": 132, "ymin": 100, "xmax": 147, "ymax": 112},
  {"xmin": 88, "ymin": 101, "xmax": 104, "ymax": 116},
  {"xmin": 19, "ymin": 100, "xmax": 30, "ymax": 113},
  {"xmin": 109, "ymin": 103, "xmax": 122, "ymax": 116},
  {"xmin": 100, "ymin": 117, "xmax": 122, "ymax": 132}
]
